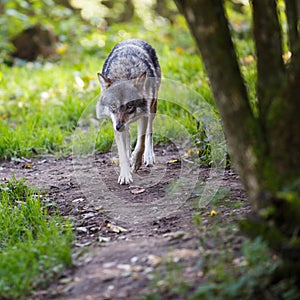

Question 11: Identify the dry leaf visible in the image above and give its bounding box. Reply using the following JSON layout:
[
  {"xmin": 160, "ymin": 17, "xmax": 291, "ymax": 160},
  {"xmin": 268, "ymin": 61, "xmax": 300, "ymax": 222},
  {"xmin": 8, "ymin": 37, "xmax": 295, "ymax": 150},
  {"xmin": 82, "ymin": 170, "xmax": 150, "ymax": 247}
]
[
  {"xmin": 111, "ymin": 157, "xmax": 119, "ymax": 166},
  {"xmin": 20, "ymin": 163, "xmax": 33, "ymax": 169},
  {"xmin": 94, "ymin": 205, "xmax": 103, "ymax": 211},
  {"xmin": 147, "ymin": 254, "xmax": 162, "ymax": 267},
  {"xmin": 209, "ymin": 209, "xmax": 217, "ymax": 217},
  {"xmin": 130, "ymin": 188, "xmax": 145, "ymax": 194},
  {"xmin": 165, "ymin": 249, "xmax": 198, "ymax": 262},
  {"xmin": 167, "ymin": 158, "xmax": 181, "ymax": 164},
  {"xmin": 105, "ymin": 222, "xmax": 127, "ymax": 233},
  {"xmin": 75, "ymin": 241, "xmax": 91, "ymax": 247},
  {"xmin": 98, "ymin": 236, "xmax": 111, "ymax": 243},
  {"xmin": 163, "ymin": 230, "xmax": 185, "ymax": 240},
  {"xmin": 76, "ymin": 227, "xmax": 88, "ymax": 233},
  {"xmin": 72, "ymin": 198, "xmax": 84, "ymax": 203}
]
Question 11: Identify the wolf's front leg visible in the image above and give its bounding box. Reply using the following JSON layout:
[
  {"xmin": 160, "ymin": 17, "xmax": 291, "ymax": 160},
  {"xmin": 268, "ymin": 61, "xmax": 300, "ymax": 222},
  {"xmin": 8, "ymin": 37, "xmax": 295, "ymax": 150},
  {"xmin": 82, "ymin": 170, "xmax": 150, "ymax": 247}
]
[
  {"xmin": 114, "ymin": 130, "xmax": 132, "ymax": 184},
  {"xmin": 144, "ymin": 113, "xmax": 156, "ymax": 166},
  {"xmin": 131, "ymin": 117, "xmax": 147, "ymax": 172}
]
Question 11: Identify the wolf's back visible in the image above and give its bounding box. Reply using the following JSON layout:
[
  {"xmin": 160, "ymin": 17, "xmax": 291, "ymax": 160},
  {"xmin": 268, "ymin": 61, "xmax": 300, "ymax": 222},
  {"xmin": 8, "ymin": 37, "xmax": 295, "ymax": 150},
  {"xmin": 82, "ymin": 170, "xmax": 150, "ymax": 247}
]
[{"xmin": 102, "ymin": 39, "xmax": 161, "ymax": 82}]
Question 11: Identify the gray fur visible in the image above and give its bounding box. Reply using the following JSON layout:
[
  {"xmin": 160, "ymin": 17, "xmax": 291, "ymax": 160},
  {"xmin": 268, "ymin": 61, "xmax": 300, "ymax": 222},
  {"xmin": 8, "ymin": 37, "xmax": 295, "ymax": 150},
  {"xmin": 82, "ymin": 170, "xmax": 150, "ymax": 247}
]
[
  {"xmin": 102, "ymin": 39, "xmax": 161, "ymax": 81},
  {"xmin": 96, "ymin": 39, "xmax": 161, "ymax": 184}
]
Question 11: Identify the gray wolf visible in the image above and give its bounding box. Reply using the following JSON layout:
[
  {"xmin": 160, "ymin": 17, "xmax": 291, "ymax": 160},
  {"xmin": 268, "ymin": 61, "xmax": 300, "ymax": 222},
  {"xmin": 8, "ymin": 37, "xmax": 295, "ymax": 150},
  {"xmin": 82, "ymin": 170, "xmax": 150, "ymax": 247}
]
[{"xmin": 96, "ymin": 39, "xmax": 161, "ymax": 184}]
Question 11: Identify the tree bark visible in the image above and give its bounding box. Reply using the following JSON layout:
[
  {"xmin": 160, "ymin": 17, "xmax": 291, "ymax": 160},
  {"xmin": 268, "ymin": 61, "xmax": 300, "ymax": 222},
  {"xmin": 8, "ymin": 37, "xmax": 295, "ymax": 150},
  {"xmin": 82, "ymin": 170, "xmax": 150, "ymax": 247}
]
[
  {"xmin": 252, "ymin": 0, "xmax": 286, "ymax": 130},
  {"xmin": 251, "ymin": 0, "xmax": 300, "ymax": 191},
  {"xmin": 285, "ymin": 0, "xmax": 299, "ymax": 54}
]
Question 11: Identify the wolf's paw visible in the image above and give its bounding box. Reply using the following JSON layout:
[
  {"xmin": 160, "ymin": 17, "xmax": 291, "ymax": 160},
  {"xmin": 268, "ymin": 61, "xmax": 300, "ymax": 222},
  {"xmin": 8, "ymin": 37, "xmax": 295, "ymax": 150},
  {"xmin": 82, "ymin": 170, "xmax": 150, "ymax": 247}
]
[
  {"xmin": 144, "ymin": 150, "xmax": 155, "ymax": 167},
  {"xmin": 131, "ymin": 151, "xmax": 143, "ymax": 172},
  {"xmin": 118, "ymin": 166, "xmax": 133, "ymax": 185}
]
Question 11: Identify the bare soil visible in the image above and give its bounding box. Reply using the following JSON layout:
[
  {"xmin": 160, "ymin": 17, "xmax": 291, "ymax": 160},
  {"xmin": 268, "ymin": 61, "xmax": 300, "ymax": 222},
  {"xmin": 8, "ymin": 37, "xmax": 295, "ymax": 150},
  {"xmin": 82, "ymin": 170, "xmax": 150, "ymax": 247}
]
[{"xmin": 0, "ymin": 146, "xmax": 250, "ymax": 300}]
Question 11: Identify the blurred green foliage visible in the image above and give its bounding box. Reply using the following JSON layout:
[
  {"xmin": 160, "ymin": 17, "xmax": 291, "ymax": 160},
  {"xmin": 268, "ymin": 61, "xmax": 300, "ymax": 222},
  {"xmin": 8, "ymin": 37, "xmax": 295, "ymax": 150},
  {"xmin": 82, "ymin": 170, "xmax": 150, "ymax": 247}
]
[{"xmin": 0, "ymin": 0, "xmax": 178, "ymax": 62}]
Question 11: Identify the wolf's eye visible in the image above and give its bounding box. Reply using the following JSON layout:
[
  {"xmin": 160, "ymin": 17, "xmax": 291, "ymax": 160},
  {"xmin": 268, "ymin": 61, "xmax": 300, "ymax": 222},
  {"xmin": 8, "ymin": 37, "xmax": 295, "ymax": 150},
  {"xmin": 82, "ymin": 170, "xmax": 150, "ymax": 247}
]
[
  {"xmin": 109, "ymin": 105, "xmax": 117, "ymax": 113},
  {"xmin": 126, "ymin": 105, "xmax": 136, "ymax": 114}
]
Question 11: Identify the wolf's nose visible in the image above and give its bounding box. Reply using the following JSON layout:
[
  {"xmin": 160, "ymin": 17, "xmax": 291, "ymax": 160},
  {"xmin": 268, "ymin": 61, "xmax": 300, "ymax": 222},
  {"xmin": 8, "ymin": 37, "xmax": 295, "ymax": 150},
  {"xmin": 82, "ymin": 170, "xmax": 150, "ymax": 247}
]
[{"xmin": 116, "ymin": 123, "xmax": 124, "ymax": 131}]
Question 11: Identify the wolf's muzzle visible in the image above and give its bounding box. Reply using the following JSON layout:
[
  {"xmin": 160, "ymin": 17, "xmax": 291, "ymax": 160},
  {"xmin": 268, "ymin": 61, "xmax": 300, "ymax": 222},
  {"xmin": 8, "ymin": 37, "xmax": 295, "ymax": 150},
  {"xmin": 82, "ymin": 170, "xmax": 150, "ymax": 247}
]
[{"xmin": 116, "ymin": 123, "xmax": 125, "ymax": 132}]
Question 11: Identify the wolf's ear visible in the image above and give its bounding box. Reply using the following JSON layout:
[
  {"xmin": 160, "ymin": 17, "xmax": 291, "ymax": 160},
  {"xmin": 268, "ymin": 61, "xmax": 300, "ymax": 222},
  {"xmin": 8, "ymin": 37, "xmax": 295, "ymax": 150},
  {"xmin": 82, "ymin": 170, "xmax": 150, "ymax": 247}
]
[
  {"xmin": 134, "ymin": 71, "xmax": 147, "ymax": 91},
  {"xmin": 97, "ymin": 73, "xmax": 112, "ymax": 90}
]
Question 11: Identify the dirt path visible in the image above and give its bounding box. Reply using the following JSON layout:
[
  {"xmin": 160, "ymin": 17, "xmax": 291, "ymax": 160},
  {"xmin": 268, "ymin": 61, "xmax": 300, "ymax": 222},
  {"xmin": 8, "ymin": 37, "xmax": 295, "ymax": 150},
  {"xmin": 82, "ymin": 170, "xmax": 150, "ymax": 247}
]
[{"xmin": 0, "ymin": 147, "xmax": 250, "ymax": 299}]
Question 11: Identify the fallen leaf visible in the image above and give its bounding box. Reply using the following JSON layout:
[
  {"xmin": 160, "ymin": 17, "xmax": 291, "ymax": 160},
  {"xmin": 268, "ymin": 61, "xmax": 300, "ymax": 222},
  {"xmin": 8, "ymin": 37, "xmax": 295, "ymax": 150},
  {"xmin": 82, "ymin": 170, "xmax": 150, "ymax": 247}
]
[
  {"xmin": 163, "ymin": 230, "xmax": 185, "ymax": 240},
  {"xmin": 184, "ymin": 149, "xmax": 202, "ymax": 158},
  {"xmin": 105, "ymin": 221, "xmax": 128, "ymax": 233},
  {"xmin": 165, "ymin": 249, "xmax": 198, "ymax": 262},
  {"xmin": 99, "ymin": 236, "xmax": 111, "ymax": 243},
  {"xmin": 130, "ymin": 188, "xmax": 145, "ymax": 194},
  {"xmin": 94, "ymin": 205, "xmax": 103, "ymax": 211},
  {"xmin": 76, "ymin": 227, "xmax": 88, "ymax": 233},
  {"xmin": 103, "ymin": 262, "xmax": 117, "ymax": 268},
  {"xmin": 167, "ymin": 158, "xmax": 181, "ymax": 164},
  {"xmin": 147, "ymin": 254, "xmax": 162, "ymax": 267},
  {"xmin": 83, "ymin": 212, "xmax": 95, "ymax": 220},
  {"xmin": 72, "ymin": 198, "xmax": 84, "ymax": 203},
  {"xmin": 117, "ymin": 264, "xmax": 131, "ymax": 271},
  {"xmin": 75, "ymin": 241, "xmax": 91, "ymax": 247},
  {"xmin": 209, "ymin": 209, "xmax": 217, "ymax": 217},
  {"xmin": 20, "ymin": 163, "xmax": 33, "ymax": 169},
  {"xmin": 59, "ymin": 277, "xmax": 72, "ymax": 284},
  {"xmin": 111, "ymin": 157, "xmax": 119, "ymax": 166}
]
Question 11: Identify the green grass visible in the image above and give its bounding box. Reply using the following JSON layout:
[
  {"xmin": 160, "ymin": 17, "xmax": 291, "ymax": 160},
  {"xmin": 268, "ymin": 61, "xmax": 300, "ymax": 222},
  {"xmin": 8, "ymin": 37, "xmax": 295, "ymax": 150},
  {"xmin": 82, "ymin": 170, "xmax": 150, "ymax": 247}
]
[
  {"xmin": 0, "ymin": 177, "xmax": 73, "ymax": 299},
  {"xmin": 0, "ymin": 18, "xmax": 217, "ymax": 161},
  {"xmin": 0, "ymin": 59, "xmax": 95, "ymax": 158}
]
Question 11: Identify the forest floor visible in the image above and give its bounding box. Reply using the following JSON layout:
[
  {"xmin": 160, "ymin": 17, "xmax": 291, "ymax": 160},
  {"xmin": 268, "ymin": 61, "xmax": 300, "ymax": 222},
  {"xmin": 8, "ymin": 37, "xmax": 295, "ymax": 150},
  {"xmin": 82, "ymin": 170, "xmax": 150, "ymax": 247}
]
[{"xmin": 0, "ymin": 146, "xmax": 250, "ymax": 300}]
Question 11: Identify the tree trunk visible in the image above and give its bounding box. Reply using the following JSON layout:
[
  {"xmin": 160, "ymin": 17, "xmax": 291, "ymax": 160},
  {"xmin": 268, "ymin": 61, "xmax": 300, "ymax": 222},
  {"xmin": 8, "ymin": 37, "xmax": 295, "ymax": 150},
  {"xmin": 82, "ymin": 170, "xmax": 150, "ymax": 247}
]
[{"xmin": 174, "ymin": 0, "xmax": 300, "ymax": 280}]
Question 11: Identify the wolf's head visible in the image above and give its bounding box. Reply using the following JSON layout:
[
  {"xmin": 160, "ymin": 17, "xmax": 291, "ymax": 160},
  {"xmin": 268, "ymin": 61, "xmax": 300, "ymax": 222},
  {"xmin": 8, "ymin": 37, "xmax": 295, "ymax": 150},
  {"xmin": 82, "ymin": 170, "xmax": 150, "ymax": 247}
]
[{"xmin": 96, "ymin": 72, "xmax": 148, "ymax": 132}]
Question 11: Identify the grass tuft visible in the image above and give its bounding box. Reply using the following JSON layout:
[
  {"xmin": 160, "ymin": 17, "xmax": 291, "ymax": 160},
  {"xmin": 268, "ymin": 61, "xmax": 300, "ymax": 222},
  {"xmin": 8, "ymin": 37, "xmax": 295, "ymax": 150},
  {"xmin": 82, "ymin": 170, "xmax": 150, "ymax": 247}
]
[{"xmin": 0, "ymin": 176, "xmax": 73, "ymax": 299}]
